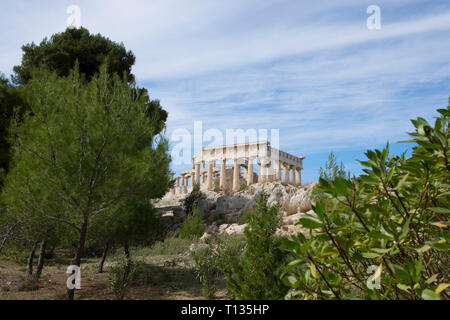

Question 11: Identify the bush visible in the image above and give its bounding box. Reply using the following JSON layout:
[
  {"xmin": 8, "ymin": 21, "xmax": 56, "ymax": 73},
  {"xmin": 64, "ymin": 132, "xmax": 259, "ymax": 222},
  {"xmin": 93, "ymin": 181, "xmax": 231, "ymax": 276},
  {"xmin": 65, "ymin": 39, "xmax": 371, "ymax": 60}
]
[
  {"xmin": 18, "ymin": 278, "xmax": 40, "ymax": 292},
  {"xmin": 214, "ymin": 178, "xmax": 221, "ymax": 192},
  {"xmin": 178, "ymin": 207, "xmax": 205, "ymax": 239},
  {"xmin": 133, "ymin": 237, "xmax": 195, "ymax": 256},
  {"xmin": 238, "ymin": 208, "xmax": 254, "ymax": 225},
  {"xmin": 222, "ymin": 193, "xmax": 288, "ymax": 299},
  {"xmin": 183, "ymin": 184, "xmax": 206, "ymax": 215},
  {"xmin": 191, "ymin": 234, "xmax": 246, "ymax": 300},
  {"xmin": 282, "ymin": 105, "xmax": 450, "ymax": 300},
  {"xmin": 107, "ymin": 257, "xmax": 138, "ymax": 300},
  {"xmin": 191, "ymin": 245, "xmax": 217, "ymax": 299},
  {"xmin": 214, "ymin": 212, "xmax": 225, "ymax": 225}
]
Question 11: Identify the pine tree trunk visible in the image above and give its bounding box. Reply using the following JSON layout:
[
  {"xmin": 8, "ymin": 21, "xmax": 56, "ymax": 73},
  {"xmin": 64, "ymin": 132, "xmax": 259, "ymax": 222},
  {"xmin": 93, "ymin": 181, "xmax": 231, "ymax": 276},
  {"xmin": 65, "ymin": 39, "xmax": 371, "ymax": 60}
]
[
  {"xmin": 0, "ymin": 236, "xmax": 8, "ymax": 256},
  {"xmin": 67, "ymin": 218, "xmax": 88, "ymax": 300},
  {"xmin": 98, "ymin": 241, "xmax": 110, "ymax": 273},
  {"xmin": 124, "ymin": 242, "xmax": 130, "ymax": 260},
  {"xmin": 34, "ymin": 239, "xmax": 47, "ymax": 280},
  {"xmin": 123, "ymin": 242, "xmax": 131, "ymax": 283},
  {"xmin": 27, "ymin": 241, "xmax": 38, "ymax": 277}
]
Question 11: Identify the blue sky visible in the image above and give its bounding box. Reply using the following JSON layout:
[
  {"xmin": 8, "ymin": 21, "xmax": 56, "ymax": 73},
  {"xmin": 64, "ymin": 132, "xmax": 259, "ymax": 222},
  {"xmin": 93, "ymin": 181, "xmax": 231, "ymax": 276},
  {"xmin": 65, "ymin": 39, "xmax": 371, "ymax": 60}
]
[{"xmin": 1, "ymin": 0, "xmax": 449, "ymax": 182}]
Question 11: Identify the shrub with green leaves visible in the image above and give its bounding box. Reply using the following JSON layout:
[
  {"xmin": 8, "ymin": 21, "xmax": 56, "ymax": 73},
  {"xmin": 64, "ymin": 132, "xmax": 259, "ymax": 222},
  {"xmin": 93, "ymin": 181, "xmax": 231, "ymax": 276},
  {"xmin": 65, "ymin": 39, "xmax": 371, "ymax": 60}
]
[
  {"xmin": 191, "ymin": 234, "xmax": 246, "ymax": 300},
  {"xmin": 282, "ymin": 105, "xmax": 450, "ymax": 300},
  {"xmin": 223, "ymin": 193, "xmax": 288, "ymax": 299},
  {"xmin": 178, "ymin": 207, "xmax": 205, "ymax": 239},
  {"xmin": 238, "ymin": 208, "xmax": 254, "ymax": 225},
  {"xmin": 191, "ymin": 245, "xmax": 217, "ymax": 299},
  {"xmin": 107, "ymin": 257, "xmax": 138, "ymax": 300}
]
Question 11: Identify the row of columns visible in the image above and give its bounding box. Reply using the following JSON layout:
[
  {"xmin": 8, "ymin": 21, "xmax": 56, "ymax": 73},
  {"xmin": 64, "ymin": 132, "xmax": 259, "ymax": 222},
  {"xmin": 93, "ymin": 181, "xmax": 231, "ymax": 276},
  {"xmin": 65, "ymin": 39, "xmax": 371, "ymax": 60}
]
[{"xmin": 170, "ymin": 158, "xmax": 302, "ymax": 194}]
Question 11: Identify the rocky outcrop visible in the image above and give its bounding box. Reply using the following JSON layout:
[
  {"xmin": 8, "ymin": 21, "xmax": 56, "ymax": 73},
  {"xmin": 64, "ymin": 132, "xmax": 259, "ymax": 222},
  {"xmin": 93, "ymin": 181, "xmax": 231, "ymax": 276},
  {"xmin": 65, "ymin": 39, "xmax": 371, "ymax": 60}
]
[{"xmin": 156, "ymin": 182, "xmax": 315, "ymax": 239}]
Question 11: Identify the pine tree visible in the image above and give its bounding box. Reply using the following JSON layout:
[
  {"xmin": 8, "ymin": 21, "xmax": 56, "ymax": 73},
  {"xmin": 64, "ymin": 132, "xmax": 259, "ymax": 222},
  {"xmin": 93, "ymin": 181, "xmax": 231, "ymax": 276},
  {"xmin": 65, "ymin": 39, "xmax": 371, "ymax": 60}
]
[{"xmin": 225, "ymin": 193, "xmax": 288, "ymax": 299}]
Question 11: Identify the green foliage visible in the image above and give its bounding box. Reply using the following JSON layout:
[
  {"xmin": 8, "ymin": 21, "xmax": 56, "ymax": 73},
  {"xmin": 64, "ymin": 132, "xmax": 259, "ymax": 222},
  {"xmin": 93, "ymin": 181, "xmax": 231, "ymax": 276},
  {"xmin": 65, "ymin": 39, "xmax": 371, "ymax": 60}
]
[
  {"xmin": 89, "ymin": 199, "xmax": 165, "ymax": 250},
  {"xmin": 191, "ymin": 245, "xmax": 217, "ymax": 299},
  {"xmin": 1, "ymin": 65, "xmax": 171, "ymax": 288},
  {"xmin": 191, "ymin": 234, "xmax": 246, "ymax": 300},
  {"xmin": 0, "ymin": 78, "xmax": 26, "ymax": 179},
  {"xmin": 318, "ymin": 152, "xmax": 350, "ymax": 181},
  {"xmin": 182, "ymin": 184, "xmax": 206, "ymax": 215},
  {"xmin": 2, "ymin": 29, "xmax": 167, "ymax": 182},
  {"xmin": 239, "ymin": 183, "xmax": 248, "ymax": 192},
  {"xmin": 132, "ymin": 237, "xmax": 195, "ymax": 257},
  {"xmin": 107, "ymin": 256, "xmax": 138, "ymax": 300},
  {"xmin": 13, "ymin": 27, "xmax": 135, "ymax": 85},
  {"xmin": 238, "ymin": 208, "xmax": 254, "ymax": 225},
  {"xmin": 282, "ymin": 104, "xmax": 450, "ymax": 300},
  {"xmin": 178, "ymin": 207, "xmax": 205, "ymax": 239},
  {"xmin": 214, "ymin": 212, "xmax": 225, "ymax": 225},
  {"xmin": 214, "ymin": 178, "xmax": 220, "ymax": 192},
  {"xmin": 223, "ymin": 193, "xmax": 288, "ymax": 299},
  {"xmin": 18, "ymin": 278, "xmax": 40, "ymax": 292}
]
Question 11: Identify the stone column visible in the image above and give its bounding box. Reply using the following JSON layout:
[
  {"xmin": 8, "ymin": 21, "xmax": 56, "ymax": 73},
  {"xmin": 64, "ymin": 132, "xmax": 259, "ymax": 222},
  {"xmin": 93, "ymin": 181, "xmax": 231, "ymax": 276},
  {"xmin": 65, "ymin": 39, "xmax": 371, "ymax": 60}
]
[
  {"xmin": 175, "ymin": 177, "xmax": 180, "ymax": 194},
  {"xmin": 207, "ymin": 161, "xmax": 214, "ymax": 190},
  {"xmin": 261, "ymin": 165, "xmax": 267, "ymax": 183},
  {"xmin": 296, "ymin": 168, "xmax": 302, "ymax": 186},
  {"xmin": 283, "ymin": 163, "xmax": 289, "ymax": 184},
  {"xmin": 220, "ymin": 159, "xmax": 226, "ymax": 189},
  {"xmin": 258, "ymin": 162, "xmax": 262, "ymax": 183},
  {"xmin": 195, "ymin": 163, "xmax": 201, "ymax": 185},
  {"xmin": 290, "ymin": 167, "xmax": 295, "ymax": 185},
  {"xmin": 247, "ymin": 158, "xmax": 254, "ymax": 185},
  {"xmin": 180, "ymin": 176, "xmax": 186, "ymax": 193},
  {"xmin": 233, "ymin": 159, "xmax": 240, "ymax": 192},
  {"xmin": 276, "ymin": 161, "xmax": 282, "ymax": 181}
]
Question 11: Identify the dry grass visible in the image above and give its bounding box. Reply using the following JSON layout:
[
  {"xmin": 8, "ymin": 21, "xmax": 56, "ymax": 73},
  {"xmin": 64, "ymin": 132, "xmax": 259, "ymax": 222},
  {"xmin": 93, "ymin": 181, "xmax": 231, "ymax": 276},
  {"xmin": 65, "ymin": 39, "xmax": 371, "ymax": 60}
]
[{"xmin": 0, "ymin": 246, "xmax": 226, "ymax": 300}]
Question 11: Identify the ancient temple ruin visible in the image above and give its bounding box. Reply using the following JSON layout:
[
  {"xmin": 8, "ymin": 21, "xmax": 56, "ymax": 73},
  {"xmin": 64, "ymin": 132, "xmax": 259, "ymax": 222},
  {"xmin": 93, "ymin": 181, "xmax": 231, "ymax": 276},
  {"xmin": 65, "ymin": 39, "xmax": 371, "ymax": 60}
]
[{"xmin": 170, "ymin": 141, "xmax": 305, "ymax": 194}]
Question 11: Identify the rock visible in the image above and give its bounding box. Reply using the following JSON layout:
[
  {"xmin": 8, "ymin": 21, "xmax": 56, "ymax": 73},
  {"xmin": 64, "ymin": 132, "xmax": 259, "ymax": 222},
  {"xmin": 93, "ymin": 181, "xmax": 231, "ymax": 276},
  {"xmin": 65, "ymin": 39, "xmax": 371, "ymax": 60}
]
[
  {"xmin": 204, "ymin": 190, "xmax": 221, "ymax": 202},
  {"xmin": 288, "ymin": 187, "xmax": 313, "ymax": 213},
  {"xmin": 224, "ymin": 223, "xmax": 247, "ymax": 235},
  {"xmin": 163, "ymin": 260, "xmax": 176, "ymax": 267},
  {"xmin": 216, "ymin": 196, "xmax": 229, "ymax": 211},
  {"xmin": 228, "ymin": 194, "xmax": 253, "ymax": 210},
  {"xmin": 161, "ymin": 211, "xmax": 174, "ymax": 217},
  {"xmin": 200, "ymin": 232, "xmax": 212, "ymax": 243},
  {"xmin": 282, "ymin": 213, "xmax": 302, "ymax": 226},
  {"xmin": 276, "ymin": 224, "xmax": 308, "ymax": 237},
  {"xmin": 206, "ymin": 222, "xmax": 219, "ymax": 234},
  {"xmin": 218, "ymin": 224, "xmax": 229, "ymax": 234},
  {"xmin": 197, "ymin": 199, "xmax": 212, "ymax": 216},
  {"xmin": 225, "ymin": 213, "xmax": 239, "ymax": 224},
  {"xmin": 189, "ymin": 243, "xmax": 208, "ymax": 252},
  {"xmin": 267, "ymin": 184, "xmax": 291, "ymax": 207}
]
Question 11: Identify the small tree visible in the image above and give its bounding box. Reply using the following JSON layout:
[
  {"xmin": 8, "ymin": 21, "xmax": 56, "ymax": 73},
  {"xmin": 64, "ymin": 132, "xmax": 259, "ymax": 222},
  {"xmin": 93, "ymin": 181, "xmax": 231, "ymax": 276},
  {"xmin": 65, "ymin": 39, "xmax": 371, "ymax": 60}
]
[
  {"xmin": 319, "ymin": 152, "xmax": 350, "ymax": 181},
  {"xmin": 178, "ymin": 207, "xmax": 205, "ymax": 239},
  {"xmin": 182, "ymin": 184, "xmax": 206, "ymax": 215},
  {"xmin": 224, "ymin": 193, "xmax": 288, "ymax": 299}
]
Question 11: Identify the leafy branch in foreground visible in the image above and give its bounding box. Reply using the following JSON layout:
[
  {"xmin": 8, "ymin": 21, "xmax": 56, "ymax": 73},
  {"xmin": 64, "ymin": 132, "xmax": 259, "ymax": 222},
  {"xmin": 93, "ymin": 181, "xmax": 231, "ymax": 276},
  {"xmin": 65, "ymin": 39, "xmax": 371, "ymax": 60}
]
[{"xmin": 282, "ymin": 104, "xmax": 449, "ymax": 300}]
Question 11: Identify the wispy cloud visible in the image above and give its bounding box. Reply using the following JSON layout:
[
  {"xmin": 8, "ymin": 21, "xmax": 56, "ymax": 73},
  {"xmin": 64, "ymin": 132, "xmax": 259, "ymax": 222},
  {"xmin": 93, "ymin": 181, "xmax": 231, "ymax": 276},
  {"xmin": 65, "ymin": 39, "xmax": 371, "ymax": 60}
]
[{"xmin": 1, "ymin": 0, "xmax": 449, "ymax": 182}]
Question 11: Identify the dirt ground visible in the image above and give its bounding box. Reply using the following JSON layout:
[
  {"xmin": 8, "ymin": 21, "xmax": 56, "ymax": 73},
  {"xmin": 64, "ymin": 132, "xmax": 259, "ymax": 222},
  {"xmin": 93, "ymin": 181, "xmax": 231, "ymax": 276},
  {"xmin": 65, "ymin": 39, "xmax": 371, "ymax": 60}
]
[{"xmin": 0, "ymin": 253, "xmax": 227, "ymax": 300}]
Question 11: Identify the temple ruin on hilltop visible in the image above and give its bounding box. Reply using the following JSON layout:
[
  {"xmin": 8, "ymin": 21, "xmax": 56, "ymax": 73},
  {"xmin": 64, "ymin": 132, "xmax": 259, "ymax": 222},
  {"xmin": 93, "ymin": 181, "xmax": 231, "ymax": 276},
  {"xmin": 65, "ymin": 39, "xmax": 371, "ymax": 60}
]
[{"xmin": 170, "ymin": 141, "xmax": 305, "ymax": 194}]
